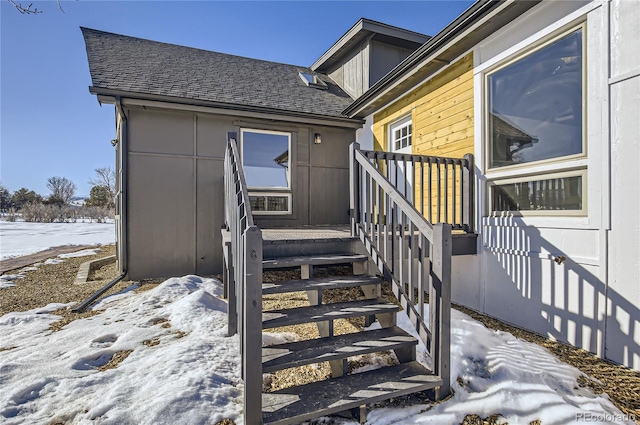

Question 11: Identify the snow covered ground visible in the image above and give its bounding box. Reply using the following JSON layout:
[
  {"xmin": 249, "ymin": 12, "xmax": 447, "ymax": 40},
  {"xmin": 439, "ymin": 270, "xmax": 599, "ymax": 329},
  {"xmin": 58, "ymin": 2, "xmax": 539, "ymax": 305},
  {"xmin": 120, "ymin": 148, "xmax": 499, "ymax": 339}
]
[
  {"xmin": 0, "ymin": 221, "xmax": 115, "ymax": 260},
  {"xmin": 0, "ymin": 220, "xmax": 631, "ymax": 423},
  {"xmin": 0, "ymin": 276, "xmax": 633, "ymax": 425}
]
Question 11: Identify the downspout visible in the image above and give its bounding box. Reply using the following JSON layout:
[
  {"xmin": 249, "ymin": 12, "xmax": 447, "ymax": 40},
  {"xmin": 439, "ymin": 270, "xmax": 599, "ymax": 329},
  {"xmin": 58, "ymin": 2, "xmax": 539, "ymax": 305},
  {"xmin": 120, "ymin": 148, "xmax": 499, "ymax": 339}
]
[
  {"xmin": 72, "ymin": 96, "xmax": 129, "ymax": 313},
  {"xmin": 115, "ymin": 96, "xmax": 129, "ymax": 279}
]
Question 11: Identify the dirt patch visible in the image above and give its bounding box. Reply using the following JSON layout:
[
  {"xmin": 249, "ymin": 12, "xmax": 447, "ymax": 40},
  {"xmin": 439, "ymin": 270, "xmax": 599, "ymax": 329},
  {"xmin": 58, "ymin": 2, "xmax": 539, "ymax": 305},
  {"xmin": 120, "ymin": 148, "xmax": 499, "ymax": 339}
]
[
  {"xmin": 1, "ymin": 245, "xmax": 120, "ymax": 316},
  {"xmin": 461, "ymin": 414, "xmax": 506, "ymax": 425},
  {"xmin": 0, "ymin": 346, "xmax": 18, "ymax": 352},
  {"xmin": 143, "ymin": 338, "xmax": 161, "ymax": 347},
  {"xmin": 99, "ymin": 350, "xmax": 134, "ymax": 371}
]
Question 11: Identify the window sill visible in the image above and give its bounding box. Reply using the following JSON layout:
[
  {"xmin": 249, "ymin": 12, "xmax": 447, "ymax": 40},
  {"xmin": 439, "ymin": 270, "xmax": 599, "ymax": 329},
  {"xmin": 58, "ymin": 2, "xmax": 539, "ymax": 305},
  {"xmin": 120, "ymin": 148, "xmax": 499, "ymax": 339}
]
[
  {"xmin": 481, "ymin": 215, "xmax": 598, "ymax": 230},
  {"xmin": 484, "ymin": 158, "xmax": 588, "ymax": 181}
]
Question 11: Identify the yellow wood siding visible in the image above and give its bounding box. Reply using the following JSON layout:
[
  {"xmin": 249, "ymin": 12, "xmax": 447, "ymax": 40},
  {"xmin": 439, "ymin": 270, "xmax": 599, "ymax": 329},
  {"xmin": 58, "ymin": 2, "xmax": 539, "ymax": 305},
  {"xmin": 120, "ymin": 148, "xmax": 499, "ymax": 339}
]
[{"xmin": 372, "ymin": 53, "xmax": 474, "ymax": 224}]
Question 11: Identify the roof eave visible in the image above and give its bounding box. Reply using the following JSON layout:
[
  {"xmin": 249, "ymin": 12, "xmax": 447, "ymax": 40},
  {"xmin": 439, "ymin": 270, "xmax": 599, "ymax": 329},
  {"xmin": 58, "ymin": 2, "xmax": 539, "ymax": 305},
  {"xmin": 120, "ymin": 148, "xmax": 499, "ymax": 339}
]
[
  {"xmin": 311, "ymin": 18, "xmax": 430, "ymax": 72},
  {"xmin": 343, "ymin": 0, "xmax": 541, "ymax": 118},
  {"xmin": 89, "ymin": 86, "xmax": 365, "ymax": 128}
]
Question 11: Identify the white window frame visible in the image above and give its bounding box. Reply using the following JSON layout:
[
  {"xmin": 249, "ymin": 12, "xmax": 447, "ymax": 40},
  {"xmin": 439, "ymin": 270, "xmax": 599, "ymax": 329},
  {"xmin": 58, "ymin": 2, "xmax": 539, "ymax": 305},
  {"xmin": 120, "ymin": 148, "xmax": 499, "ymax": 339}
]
[
  {"xmin": 248, "ymin": 192, "xmax": 293, "ymax": 215},
  {"xmin": 241, "ymin": 128, "xmax": 292, "ymax": 215},
  {"xmin": 488, "ymin": 169, "xmax": 588, "ymax": 217},
  {"xmin": 389, "ymin": 115, "xmax": 412, "ymax": 153},
  {"xmin": 482, "ymin": 23, "xmax": 587, "ymax": 216}
]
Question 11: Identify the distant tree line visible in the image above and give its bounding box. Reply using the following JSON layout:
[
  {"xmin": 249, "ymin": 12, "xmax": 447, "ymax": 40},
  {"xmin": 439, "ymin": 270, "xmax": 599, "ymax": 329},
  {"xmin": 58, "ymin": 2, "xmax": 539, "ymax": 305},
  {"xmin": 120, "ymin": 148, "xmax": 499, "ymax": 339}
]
[{"xmin": 0, "ymin": 167, "xmax": 116, "ymax": 223}]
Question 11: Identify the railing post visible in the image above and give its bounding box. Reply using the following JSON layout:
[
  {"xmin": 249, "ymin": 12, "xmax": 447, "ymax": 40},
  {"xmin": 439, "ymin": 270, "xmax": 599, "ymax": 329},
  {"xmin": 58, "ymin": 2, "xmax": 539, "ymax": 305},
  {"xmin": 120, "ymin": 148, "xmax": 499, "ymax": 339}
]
[
  {"xmin": 463, "ymin": 153, "xmax": 475, "ymax": 233},
  {"xmin": 431, "ymin": 223, "xmax": 452, "ymax": 399},
  {"xmin": 349, "ymin": 142, "xmax": 361, "ymax": 237},
  {"xmin": 243, "ymin": 226, "xmax": 263, "ymax": 425}
]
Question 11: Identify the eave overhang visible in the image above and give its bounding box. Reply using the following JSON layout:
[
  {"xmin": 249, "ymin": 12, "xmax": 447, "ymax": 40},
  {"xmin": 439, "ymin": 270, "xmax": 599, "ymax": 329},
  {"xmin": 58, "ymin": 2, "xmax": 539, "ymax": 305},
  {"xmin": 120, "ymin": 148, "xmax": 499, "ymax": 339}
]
[
  {"xmin": 89, "ymin": 86, "xmax": 365, "ymax": 129},
  {"xmin": 343, "ymin": 0, "xmax": 542, "ymax": 119},
  {"xmin": 311, "ymin": 18, "xmax": 431, "ymax": 73}
]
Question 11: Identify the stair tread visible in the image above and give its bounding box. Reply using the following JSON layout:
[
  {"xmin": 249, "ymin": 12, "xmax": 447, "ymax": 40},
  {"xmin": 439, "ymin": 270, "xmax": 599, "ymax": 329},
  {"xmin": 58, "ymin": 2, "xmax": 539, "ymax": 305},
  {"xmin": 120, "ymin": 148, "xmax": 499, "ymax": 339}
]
[
  {"xmin": 263, "ymin": 326, "xmax": 417, "ymax": 373},
  {"xmin": 262, "ymin": 253, "xmax": 368, "ymax": 269},
  {"xmin": 262, "ymin": 361, "xmax": 441, "ymax": 425},
  {"xmin": 262, "ymin": 275, "xmax": 382, "ymax": 295},
  {"xmin": 262, "ymin": 298, "xmax": 398, "ymax": 329}
]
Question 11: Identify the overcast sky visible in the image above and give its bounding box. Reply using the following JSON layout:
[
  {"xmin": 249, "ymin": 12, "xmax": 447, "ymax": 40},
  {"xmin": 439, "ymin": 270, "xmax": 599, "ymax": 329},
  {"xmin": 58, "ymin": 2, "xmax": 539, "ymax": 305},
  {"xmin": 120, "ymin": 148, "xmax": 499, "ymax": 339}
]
[{"xmin": 1, "ymin": 0, "xmax": 474, "ymax": 196}]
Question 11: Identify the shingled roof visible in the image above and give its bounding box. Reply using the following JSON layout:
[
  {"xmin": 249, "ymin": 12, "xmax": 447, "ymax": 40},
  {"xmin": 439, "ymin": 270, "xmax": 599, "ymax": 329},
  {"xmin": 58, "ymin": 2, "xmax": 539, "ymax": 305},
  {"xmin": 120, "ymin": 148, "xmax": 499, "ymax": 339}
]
[{"xmin": 81, "ymin": 27, "xmax": 355, "ymax": 119}]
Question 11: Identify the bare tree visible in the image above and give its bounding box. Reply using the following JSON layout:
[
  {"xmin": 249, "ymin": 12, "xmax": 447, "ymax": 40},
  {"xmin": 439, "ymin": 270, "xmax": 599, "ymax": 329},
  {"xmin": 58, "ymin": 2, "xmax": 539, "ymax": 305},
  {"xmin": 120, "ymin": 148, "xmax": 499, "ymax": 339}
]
[
  {"xmin": 88, "ymin": 167, "xmax": 115, "ymax": 193},
  {"xmin": 8, "ymin": 0, "xmax": 64, "ymax": 14},
  {"xmin": 46, "ymin": 176, "xmax": 76, "ymax": 205}
]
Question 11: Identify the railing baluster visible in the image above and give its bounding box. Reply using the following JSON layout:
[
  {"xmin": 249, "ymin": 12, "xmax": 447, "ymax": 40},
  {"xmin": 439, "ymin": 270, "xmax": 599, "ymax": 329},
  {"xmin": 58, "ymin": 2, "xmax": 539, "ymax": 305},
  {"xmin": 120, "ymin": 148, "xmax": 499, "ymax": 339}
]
[
  {"xmin": 365, "ymin": 170, "xmax": 371, "ymax": 236},
  {"xmin": 444, "ymin": 159, "xmax": 449, "ymax": 225},
  {"xmin": 428, "ymin": 159, "xmax": 433, "ymax": 223},
  {"xmin": 398, "ymin": 208, "xmax": 405, "ymax": 295},
  {"xmin": 377, "ymin": 182, "xmax": 383, "ymax": 265},
  {"xmin": 391, "ymin": 200, "xmax": 396, "ymax": 275},
  {"xmin": 384, "ymin": 192, "xmax": 389, "ymax": 265},
  {"xmin": 436, "ymin": 160, "xmax": 441, "ymax": 223},
  {"xmin": 420, "ymin": 158, "xmax": 424, "ymax": 215},
  {"xmin": 408, "ymin": 220, "xmax": 415, "ymax": 307},
  {"xmin": 403, "ymin": 157, "xmax": 408, "ymax": 200},
  {"xmin": 452, "ymin": 161, "xmax": 457, "ymax": 228}
]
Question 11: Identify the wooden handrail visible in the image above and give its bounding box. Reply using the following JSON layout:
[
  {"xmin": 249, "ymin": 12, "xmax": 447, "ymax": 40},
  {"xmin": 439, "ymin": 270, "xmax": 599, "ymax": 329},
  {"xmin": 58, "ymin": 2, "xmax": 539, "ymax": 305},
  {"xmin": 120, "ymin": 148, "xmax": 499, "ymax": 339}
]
[
  {"xmin": 354, "ymin": 149, "xmax": 434, "ymax": 241},
  {"xmin": 223, "ymin": 132, "xmax": 263, "ymax": 423},
  {"xmin": 359, "ymin": 148, "xmax": 474, "ymax": 232},
  {"xmin": 350, "ymin": 141, "xmax": 452, "ymax": 398}
]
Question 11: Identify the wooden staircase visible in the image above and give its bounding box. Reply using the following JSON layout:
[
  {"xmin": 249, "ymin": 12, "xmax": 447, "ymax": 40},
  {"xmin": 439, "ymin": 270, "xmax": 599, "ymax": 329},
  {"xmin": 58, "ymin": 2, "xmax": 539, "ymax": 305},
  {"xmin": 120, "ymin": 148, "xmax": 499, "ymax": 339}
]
[
  {"xmin": 259, "ymin": 240, "xmax": 442, "ymax": 425},
  {"xmin": 224, "ymin": 135, "xmax": 473, "ymax": 424}
]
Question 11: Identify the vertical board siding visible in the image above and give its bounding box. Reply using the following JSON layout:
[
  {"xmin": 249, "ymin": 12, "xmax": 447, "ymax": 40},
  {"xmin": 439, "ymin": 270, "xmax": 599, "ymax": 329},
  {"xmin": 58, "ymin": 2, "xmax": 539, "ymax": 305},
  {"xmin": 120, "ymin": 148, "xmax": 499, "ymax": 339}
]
[{"xmin": 373, "ymin": 53, "xmax": 474, "ymax": 224}]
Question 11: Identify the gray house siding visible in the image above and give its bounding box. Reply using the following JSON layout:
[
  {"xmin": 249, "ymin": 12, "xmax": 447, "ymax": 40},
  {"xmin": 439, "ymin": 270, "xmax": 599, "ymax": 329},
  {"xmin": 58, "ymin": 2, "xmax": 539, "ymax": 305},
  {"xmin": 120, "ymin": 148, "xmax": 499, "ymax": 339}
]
[
  {"xmin": 122, "ymin": 105, "xmax": 355, "ymax": 279},
  {"xmin": 369, "ymin": 40, "xmax": 415, "ymax": 85},
  {"xmin": 327, "ymin": 43, "xmax": 370, "ymax": 100}
]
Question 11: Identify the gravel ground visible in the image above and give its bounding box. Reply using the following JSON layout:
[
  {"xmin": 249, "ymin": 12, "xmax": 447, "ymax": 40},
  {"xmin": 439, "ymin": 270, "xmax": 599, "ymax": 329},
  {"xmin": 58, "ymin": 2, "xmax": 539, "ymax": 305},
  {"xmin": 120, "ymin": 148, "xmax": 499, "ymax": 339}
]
[
  {"xmin": 0, "ymin": 245, "xmax": 162, "ymax": 330},
  {"xmin": 2, "ymin": 253, "xmax": 638, "ymax": 424}
]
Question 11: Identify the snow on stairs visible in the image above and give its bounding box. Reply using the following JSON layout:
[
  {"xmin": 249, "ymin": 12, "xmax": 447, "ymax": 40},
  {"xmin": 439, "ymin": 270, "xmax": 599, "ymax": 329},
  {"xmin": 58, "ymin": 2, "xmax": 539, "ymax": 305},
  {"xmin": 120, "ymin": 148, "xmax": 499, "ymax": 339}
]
[{"xmin": 260, "ymin": 251, "xmax": 440, "ymax": 425}]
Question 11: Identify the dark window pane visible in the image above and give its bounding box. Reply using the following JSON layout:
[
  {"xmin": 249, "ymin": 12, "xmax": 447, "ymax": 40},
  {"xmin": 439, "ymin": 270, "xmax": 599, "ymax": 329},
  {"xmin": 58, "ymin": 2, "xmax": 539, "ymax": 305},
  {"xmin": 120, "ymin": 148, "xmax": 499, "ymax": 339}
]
[
  {"xmin": 488, "ymin": 29, "xmax": 583, "ymax": 168},
  {"xmin": 242, "ymin": 131, "xmax": 290, "ymax": 188},
  {"xmin": 491, "ymin": 176, "xmax": 583, "ymax": 211},
  {"xmin": 250, "ymin": 196, "xmax": 267, "ymax": 211},
  {"xmin": 250, "ymin": 195, "xmax": 289, "ymax": 212}
]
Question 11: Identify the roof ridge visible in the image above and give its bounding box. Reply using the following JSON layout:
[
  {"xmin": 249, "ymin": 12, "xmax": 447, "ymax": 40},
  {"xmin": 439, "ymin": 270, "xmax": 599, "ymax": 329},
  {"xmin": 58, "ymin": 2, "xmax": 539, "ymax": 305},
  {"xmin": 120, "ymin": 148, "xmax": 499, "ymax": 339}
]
[{"xmin": 80, "ymin": 26, "xmax": 319, "ymax": 72}]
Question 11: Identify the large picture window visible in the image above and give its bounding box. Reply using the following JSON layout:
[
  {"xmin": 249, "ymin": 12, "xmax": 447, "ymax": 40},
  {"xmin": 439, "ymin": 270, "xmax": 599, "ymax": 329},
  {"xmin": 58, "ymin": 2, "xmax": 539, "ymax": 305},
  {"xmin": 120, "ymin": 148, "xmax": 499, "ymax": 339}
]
[
  {"xmin": 486, "ymin": 25, "xmax": 587, "ymax": 215},
  {"xmin": 487, "ymin": 27, "xmax": 584, "ymax": 169},
  {"xmin": 241, "ymin": 129, "xmax": 292, "ymax": 214}
]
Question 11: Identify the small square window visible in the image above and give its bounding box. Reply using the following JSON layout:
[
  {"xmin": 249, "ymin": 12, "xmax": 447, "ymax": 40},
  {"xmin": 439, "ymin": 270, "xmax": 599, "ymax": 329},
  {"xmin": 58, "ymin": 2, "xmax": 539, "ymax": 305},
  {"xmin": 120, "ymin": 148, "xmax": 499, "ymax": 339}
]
[{"xmin": 389, "ymin": 116, "xmax": 412, "ymax": 152}]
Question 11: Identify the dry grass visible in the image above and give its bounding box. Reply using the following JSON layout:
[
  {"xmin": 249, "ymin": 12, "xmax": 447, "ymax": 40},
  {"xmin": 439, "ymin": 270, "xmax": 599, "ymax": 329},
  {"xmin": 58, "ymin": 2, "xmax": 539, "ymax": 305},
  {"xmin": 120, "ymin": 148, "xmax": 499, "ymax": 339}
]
[
  {"xmin": 0, "ymin": 245, "xmax": 122, "ymax": 316},
  {"xmin": 0, "ymin": 245, "xmax": 163, "ymax": 333},
  {"xmin": 98, "ymin": 350, "xmax": 133, "ymax": 372}
]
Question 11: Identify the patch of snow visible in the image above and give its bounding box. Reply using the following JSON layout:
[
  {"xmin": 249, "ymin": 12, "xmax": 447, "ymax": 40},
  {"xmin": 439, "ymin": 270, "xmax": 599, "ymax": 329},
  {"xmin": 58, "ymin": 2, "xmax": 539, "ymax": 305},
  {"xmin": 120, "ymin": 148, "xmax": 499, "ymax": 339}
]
[
  {"xmin": 0, "ymin": 274, "xmax": 632, "ymax": 425},
  {"xmin": 0, "ymin": 274, "xmax": 23, "ymax": 289},
  {"xmin": 58, "ymin": 248, "xmax": 102, "ymax": 259},
  {"xmin": 263, "ymin": 332, "xmax": 299, "ymax": 347},
  {"xmin": 0, "ymin": 221, "xmax": 115, "ymax": 260},
  {"xmin": 19, "ymin": 267, "xmax": 39, "ymax": 272},
  {"xmin": 43, "ymin": 258, "xmax": 64, "ymax": 265},
  {"xmin": 0, "ymin": 276, "xmax": 243, "ymax": 424},
  {"xmin": 364, "ymin": 308, "xmax": 633, "ymax": 425}
]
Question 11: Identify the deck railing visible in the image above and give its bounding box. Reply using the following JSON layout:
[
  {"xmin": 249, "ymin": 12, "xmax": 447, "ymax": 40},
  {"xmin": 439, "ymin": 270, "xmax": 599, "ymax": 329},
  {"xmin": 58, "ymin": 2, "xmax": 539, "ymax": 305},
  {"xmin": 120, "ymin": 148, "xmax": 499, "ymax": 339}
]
[
  {"xmin": 350, "ymin": 142, "xmax": 453, "ymax": 397},
  {"xmin": 361, "ymin": 150, "xmax": 474, "ymax": 232},
  {"xmin": 223, "ymin": 132, "xmax": 262, "ymax": 424}
]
